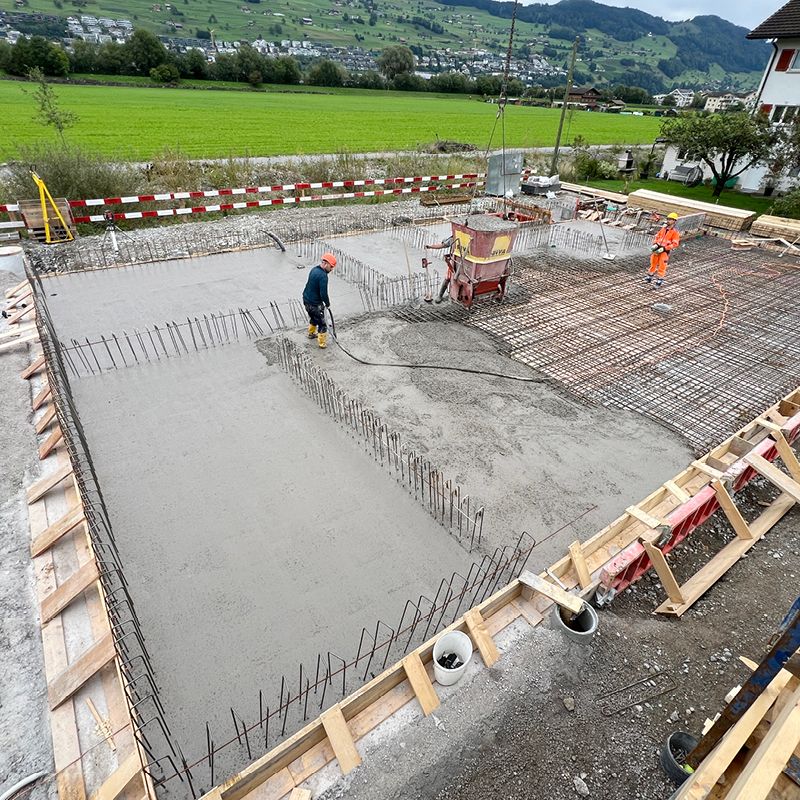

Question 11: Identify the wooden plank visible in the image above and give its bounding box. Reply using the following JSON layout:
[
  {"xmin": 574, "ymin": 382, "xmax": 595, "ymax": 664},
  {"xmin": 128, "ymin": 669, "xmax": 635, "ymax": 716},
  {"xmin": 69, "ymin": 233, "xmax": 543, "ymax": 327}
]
[
  {"xmin": 0, "ymin": 321, "xmax": 35, "ymax": 341},
  {"xmin": 402, "ymin": 652, "xmax": 440, "ymax": 715},
  {"xmin": 712, "ymin": 480, "xmax": 754, "ymax": 540},
  {"xmin": 31, "ymin": 505, "xmax": 86, "ymax": 557},
  {"xmin": 21, "ymin": 354, "xmax": 45, "ymax": 379},
  {"xmin": 568, "ymin": 540, "xmax": 592, "ymax": 589},
  {"xmin": 27, "ymin": 462, "xmax": 72, "ymax": 504},
  {"xmin": 289, "ymin": 791, "xmax": 311, "ymax": 800},
  {"xmin": 464, "ymin": 608, "xmax": 499, "ymax": 668},
  {"xmin": 641, "ymin": 540, "xmax": 685, "ymax": 605},
  {"xmin": 772, "ymin": 433, "xmax": 800, "ymax": 483},
  {"xmin": 664, "ymin": 480, "xmax": 691, "ymax": 503},
  {"xmin": 655, "ymin": 537, "xmax": 755, "ymax": 616},
  {"xmin": 519, "ymin": 571, "xmax": 583, "ymax": 615},
  {"xmin": 724, "ymin": 683, "xmax": 800, "ymax": 800},
  {"xmin": 86, "ymin": 698, "xmax": 116, "ymax": 752},
  {"xmin": 676, "ymin": 671, "xmax": 793, "ymax": 800},
  {"xmin": 750, "ymin": 494, "xmax": 796, "ymax": 538},
  {"xmin": 319, "ymin": 705, "xmax": 361, "ymax": 775},
  {"xmin": 41, "ymin": 561, "xmax": 99, "ymax": 624},
  {"xmin": 90, "ymin": 752, "xmax": 140, "ymax": 800},
  {"xmin": 39, "ymin": 426, "xmax": 64, "ymax": 461},
  {"xmin": 48, "ymin": 631, "xmax": 116, "ymax": 710},
  {"xmin": 32, "ymin": 383, "xmax": 51, "ymax": 410},
  {"xmin": 0, "ymin": 332, "xmax": 37, "ymax": 353},
  {"xmin": 692, "ymin": 460, "xmax": 726, "ymax": 480},
  {"xmin": 626, "ymin": 505, "xmax": 668, "ymax": 531},
  {"xmin": 35, "ymin": 403, "xmax": 57, "ymax": 434},
  {"xmin": 5, "ymin": 278, "xmax": 28, "ymax": 298},
  {"xmin": 8, "ymin": 303, "xmax": 34, "ymax": 325},
  {"xmin": 745, "ymin": 453, "xmax": 800, "ymax": 503}
]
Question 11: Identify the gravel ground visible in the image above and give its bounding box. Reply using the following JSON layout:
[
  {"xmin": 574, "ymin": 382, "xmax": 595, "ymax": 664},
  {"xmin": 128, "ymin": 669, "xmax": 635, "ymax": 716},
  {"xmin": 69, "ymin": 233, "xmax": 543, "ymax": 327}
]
[
  {"xmin": 320, "ymin": 480, "xmax": 800, "ymax": 800},
  {"xmin": 0, "ymin": 271, "xmax": 56, "ymax": 800}
]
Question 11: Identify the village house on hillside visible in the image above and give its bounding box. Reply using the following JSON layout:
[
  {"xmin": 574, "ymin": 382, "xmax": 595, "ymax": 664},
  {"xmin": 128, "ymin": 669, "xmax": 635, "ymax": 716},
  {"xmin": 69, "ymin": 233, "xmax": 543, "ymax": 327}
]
[{"xmin": 660, "ymin": 0, "xmax": 800, "ymax": 194}]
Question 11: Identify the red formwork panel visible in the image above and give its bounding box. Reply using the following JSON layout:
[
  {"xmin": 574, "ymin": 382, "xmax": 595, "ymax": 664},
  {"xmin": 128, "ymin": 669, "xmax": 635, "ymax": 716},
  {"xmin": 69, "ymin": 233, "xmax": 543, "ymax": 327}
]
[{"xmin": 599, "ymin": 411, "xmax": 800, "ymax": 598}]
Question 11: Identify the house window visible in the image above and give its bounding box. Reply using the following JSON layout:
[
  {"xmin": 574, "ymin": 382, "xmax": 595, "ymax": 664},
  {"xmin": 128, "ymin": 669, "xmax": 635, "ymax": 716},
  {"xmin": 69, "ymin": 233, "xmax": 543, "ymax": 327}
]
[
  {"xmin": 777, "ymin": 48, "xmax": 796, "ymax": 71},
  {"xmin": 791, "ymin": 51, "xmax": 800, "ymax": 71},
  {"xmin": 774, "ymin": 105, "xmax": 787, "ymax": 122},
  {"xmin": 784, "ymin": 107, "xmax": 798, "ymax": 124}
]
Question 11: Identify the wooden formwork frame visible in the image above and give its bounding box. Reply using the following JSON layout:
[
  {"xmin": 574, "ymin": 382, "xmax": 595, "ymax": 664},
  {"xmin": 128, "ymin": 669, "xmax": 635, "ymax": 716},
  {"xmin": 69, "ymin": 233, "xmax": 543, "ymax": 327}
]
[{"xmin": 5, "ymin": 280, "xmax": 152, "ymax": 800}]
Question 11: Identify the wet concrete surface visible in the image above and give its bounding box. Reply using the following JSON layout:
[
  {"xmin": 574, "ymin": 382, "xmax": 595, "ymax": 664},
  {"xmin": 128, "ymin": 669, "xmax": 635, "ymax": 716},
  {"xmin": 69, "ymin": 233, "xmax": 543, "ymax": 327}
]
[
  {"xmin": 69, "ymin": 344, "xmax": 472, "ymax": 778},
  {"xmin": 320, "ymin": 315, "xmax": 693, "ymax": 568},
  {"xmin": 40, "ymin": 247, "xmax": 365, "ymax": 342}
]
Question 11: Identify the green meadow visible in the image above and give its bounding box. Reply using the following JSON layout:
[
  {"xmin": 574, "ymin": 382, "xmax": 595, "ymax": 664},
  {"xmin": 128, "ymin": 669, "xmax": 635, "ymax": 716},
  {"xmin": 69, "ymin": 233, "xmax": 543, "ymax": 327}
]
[{"xmin": 0, "ymin": 79, "xmax": 663, "ymax": 160}]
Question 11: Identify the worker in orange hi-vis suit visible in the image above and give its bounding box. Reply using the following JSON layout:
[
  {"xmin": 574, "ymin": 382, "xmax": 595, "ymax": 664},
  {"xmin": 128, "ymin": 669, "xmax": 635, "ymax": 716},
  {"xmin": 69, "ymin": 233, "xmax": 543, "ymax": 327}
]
[{"xmin": 644, "ymin": 212, "xmax": 681, "ymax": 288}]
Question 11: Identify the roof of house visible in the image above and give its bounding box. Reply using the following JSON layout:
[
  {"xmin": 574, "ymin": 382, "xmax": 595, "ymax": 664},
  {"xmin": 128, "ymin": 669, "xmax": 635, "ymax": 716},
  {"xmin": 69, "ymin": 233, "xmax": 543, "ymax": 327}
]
[{"xmin": 748, "ymin": 0, "xmax": 800, "ymax": 39}]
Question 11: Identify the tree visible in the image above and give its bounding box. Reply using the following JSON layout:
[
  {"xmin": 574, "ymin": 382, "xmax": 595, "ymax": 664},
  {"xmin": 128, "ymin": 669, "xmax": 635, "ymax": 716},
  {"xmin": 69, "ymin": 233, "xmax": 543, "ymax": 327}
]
[
  {"xmin": 180, "ymin": 48, "xmax": 208, "ymax": 79},
  {"xmin": 690, "ymin": 94, "xmax": 706, "ymax": 109},
  {"xmin": 377, "ymin": 45, "xmax": 415, "ymax": 80},
  {"xmin": 70, "ymin": 40, "xmax": 97, "ymax": 73},
  {"xmin": 661, "ymin": 111, "xmax": 777, "ymax": 197},
  {"xmin": 124, "ymin": 29, "xmax": 168, "ymax": 75},
  {"xmin": 306, "ymin": 58, "xmax": 348, "ymax": 87},
  {"xmin": 661, "ymin": 94, "xmax": 676, "ymax": 107},
  {"xmin": 25, "ymin": 67, "xmax": 78, "ymax": 145}
]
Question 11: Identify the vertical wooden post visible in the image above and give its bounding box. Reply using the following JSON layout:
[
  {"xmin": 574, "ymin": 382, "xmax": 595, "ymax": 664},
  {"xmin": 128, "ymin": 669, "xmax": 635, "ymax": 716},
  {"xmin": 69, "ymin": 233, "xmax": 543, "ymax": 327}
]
[
  {"xmin": 640, "ymin": 540, "xmax": 685, "ymax": 605},
  {"xmin": 568, "ymin": 540, "xmax": 592, "ymax": 589}
]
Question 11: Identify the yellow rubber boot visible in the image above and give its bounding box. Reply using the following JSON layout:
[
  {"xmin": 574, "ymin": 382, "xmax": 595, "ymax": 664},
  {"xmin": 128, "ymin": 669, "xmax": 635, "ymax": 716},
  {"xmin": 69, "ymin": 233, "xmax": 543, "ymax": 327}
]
[
  {"xmin": 318, "ymin": 332, "xmax": 328, "ymax": 349},
  {"xmin": 307, "ymin": 324, "xmax": 317, "ymax": 339}
]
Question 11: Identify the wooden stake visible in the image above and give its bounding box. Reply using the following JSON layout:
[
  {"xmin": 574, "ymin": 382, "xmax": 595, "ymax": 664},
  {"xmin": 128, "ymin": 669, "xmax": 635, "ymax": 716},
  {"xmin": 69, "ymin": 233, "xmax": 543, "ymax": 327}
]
[
  {"xmin": 464, "ymin": 608, "xmax": 499, "ymax": 667},
  {"xmin": 319, "ymin": 705, "xmax": 361, "ymax": 775},
  {"xmin": 712, "ymin": 480, "xmax": 753, "ymax": 540},
  {"xmin": 86, "ymin": 698, "xmax": 116, "ymax": 752},
  {"xmin": 568, "ymin": 540, "xmax": 592, "ymax": 589},
  {"xmin": 402, "ymin": 652, "xmax": 440, "ymax": 715},
  {"xmin": 640, "ymin": 540, "xmax": 685, "ymax": 605},
  {"xmin": 519, "ymin": 571, "xmax": 583, "ymax": 615}
]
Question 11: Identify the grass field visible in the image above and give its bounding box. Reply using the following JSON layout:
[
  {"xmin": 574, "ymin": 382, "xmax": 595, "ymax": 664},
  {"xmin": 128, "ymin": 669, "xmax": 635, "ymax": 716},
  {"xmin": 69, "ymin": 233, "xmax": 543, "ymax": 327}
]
[
  {"xmin": 1, "ymin": 79, "xmax": 662, "ymax": 160},
  {"xmin": 585, "ymin": 178, "xmax": 776, "ymax": 216}
]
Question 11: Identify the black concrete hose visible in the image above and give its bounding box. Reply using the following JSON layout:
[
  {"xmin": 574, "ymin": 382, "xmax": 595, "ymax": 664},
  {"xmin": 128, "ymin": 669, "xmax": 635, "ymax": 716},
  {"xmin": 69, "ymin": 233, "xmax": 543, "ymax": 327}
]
[{"xmin": 326, "ymin": 308, "xmax": 547, "ymax": 384}]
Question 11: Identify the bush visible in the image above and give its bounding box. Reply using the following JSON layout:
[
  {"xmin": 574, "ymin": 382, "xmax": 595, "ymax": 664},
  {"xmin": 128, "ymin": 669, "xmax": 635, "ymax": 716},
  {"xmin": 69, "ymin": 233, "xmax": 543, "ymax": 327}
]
[
  {"xmin": 0, "ymin": 143, "xmax": 142, "ymax": 203},
  {"xmin": 572, "ymin": 143, "xmax": 619, "ymax": 181},
  {"xmin": 149, "ymin": 63, "xmax": 180, "ymax": 83},
  {"xmin": 772, "ymin": 189, "xmax": 800, "ymax": 220}
]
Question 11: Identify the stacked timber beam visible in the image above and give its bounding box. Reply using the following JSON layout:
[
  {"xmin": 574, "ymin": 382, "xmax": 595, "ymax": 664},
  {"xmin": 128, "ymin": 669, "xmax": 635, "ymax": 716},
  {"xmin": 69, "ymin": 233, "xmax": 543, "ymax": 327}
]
[
  {"xmin": 559, "ymin": 182, "xmax": 629, "ymax": 205},
  {"xmin": 675, "ymin": 656, "xmax": 800, "ymax": 800},
  {"xmin": 628, "ymin": 189, "xmax": 756, "ymax": 231},
  {"xmin": 751, "ymin": 214, "xmax": 800, "ymax": 242},
  {"xmin": 2, "ymin": 281, "xmax": 152, "ymax": 800},
  {"xmin": 198, "ymin": 384, "xmax": 800, "ymax": 800}
]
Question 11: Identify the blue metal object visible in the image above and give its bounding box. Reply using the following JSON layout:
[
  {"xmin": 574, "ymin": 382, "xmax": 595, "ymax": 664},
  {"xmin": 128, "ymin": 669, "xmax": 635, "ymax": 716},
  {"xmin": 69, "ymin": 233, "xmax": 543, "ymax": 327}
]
[{"xmin": 687, "ymin": 595, "xmax": 800, "ymax": 769}]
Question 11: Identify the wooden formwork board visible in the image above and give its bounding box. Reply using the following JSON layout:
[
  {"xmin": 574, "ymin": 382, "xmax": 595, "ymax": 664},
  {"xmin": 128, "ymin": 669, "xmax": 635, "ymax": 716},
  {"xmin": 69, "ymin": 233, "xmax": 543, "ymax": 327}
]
[{"xmin": 19, "ymin": 337, "xmax": 151, "ymax": 800}]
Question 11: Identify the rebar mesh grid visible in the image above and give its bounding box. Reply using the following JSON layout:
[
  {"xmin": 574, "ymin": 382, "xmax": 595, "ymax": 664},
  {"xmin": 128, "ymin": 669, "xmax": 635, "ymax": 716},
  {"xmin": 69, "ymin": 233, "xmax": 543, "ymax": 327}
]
[{"xmin": 467, "ymin": 237, "xmax": 800, "ymax": 452}]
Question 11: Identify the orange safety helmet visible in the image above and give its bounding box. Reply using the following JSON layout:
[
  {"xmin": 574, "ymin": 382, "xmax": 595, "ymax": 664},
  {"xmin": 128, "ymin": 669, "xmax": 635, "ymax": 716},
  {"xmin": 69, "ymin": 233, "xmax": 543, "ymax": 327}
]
[{"xmin": 321, "ymin": 252, "xmax": 337, "ymax": 268}]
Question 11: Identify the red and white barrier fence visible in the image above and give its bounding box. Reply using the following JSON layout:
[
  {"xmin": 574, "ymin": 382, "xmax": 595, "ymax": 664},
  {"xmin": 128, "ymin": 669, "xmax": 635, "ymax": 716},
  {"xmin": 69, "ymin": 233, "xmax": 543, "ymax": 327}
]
[
  {"xmin": 72, "ymin": 181, "xmax": 480, "ymax": 223},
  {"xmin": 0, "ymin": 173, "xmax": 484, "ymax": 217}
]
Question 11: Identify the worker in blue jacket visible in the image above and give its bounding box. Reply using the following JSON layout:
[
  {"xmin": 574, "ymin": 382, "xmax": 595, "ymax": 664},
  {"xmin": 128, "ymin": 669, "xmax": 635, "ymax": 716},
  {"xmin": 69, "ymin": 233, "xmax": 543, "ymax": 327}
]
[{"xmin": 302, "ymin": 252, "xmax": 337, "ymax": 349}]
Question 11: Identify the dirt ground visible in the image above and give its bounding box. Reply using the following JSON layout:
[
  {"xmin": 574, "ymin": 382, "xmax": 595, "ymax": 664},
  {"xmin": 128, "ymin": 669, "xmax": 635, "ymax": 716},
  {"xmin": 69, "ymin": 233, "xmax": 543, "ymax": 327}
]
[
  {"xmin": 314, "ymin": 314, "xmax": 692, "ymax": 568},
  {"xmin": 0, "ymin": 271, "xmax": 56, "ymax": 800},
  {"xmin": 321, "ymin": 484, "xmax": 800, "ymax": 800}
]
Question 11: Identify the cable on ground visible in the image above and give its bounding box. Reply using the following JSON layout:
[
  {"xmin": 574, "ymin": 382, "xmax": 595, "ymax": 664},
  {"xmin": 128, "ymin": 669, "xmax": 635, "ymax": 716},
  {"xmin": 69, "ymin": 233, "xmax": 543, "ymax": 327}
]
[{"xmin": 326, "ymin": 309, "xmax": 547, "ymax": 384}]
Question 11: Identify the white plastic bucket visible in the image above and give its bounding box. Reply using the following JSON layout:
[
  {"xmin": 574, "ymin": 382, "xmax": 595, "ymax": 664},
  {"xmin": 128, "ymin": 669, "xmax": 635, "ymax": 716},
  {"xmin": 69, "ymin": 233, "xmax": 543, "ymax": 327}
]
[
  {"xmin": 0, "ymin": 246, "xmax": 24, "ymax": 279},
  {"xmin": 432, "ymin": 630, "xmax": 473, "ymax": 686}
]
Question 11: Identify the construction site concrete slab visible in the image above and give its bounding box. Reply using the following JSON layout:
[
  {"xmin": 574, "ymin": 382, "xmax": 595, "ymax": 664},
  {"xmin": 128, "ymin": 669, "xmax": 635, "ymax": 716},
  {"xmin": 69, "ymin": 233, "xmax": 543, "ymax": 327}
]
[
  {"xmin": 41, "ymin": 247, "xmax": 365, "ymax": 342},
  {"xmin": 317, "ymin": 315, "xmax": 693, "ymax": 567},
  {"xmin": 69, "ymin": 344, "xmax": 472, "ymax": 781}
]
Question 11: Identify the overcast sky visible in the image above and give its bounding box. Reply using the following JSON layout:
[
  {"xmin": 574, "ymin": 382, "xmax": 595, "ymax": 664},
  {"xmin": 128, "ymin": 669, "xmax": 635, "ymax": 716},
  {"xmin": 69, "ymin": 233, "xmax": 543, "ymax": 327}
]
[{"xmin": 526, "ymin": 0, "xmax": 783, "ymax": 29}]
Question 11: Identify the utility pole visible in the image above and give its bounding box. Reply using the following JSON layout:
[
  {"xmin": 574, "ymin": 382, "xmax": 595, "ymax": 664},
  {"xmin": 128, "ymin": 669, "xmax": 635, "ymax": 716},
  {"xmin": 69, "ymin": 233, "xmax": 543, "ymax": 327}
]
[{"xmin": 550, "ymin": 36, "xmax": 579, "ymax": 176}]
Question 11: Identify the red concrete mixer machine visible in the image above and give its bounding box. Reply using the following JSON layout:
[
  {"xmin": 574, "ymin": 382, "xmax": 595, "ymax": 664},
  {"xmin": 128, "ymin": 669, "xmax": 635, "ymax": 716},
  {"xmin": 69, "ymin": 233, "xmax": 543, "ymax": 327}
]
[{"xmin": 445, "ymin": 213, "xmax": 519, "ymax": 309}]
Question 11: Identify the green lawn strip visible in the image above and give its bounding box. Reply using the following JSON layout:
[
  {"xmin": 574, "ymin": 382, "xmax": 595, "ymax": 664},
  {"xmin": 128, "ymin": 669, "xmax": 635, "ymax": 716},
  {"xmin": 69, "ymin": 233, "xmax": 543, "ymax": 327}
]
[
  {"xmin": 584, "ymin": 178, "xmax": 775, "ymax": 216},
  {"xmin": 1, "ymin": 79, "xmax": 661, "ymax": 160}
]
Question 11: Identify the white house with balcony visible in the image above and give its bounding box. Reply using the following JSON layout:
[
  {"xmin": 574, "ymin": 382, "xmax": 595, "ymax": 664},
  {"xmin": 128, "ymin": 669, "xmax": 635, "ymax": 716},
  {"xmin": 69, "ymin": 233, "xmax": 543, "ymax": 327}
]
[{"xmin": 660, "ymin": 0, "xmax": 800, "ymax": 194}]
